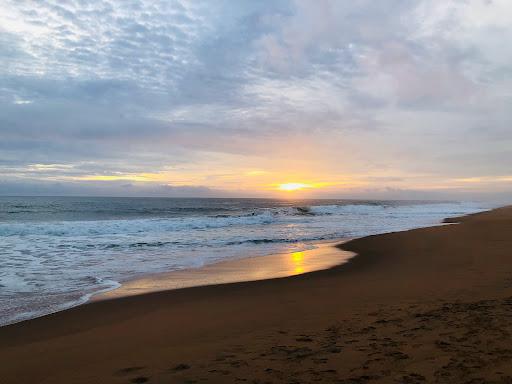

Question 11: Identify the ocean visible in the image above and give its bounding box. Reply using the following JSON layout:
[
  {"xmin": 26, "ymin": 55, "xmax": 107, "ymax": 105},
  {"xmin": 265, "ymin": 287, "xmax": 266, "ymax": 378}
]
[{"xmin": 0, "ymin": 196, "xmax": 490, "ymax": 326}]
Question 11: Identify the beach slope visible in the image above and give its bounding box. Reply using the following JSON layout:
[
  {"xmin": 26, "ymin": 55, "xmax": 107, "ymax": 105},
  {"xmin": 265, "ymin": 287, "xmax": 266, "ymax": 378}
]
[{"xmin": 2, "ymin": 206, "xmax": 512, "ymax": 383}]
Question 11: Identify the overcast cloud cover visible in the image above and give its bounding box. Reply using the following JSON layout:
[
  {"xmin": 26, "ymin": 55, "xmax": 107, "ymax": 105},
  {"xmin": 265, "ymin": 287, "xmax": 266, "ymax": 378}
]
[{"xmin": 1, "ymin": 0, "xmax": 512, "ymax": 200}]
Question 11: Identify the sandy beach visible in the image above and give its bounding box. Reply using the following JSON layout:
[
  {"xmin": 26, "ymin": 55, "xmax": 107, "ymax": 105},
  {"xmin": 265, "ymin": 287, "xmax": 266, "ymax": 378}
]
[{"xmin": 2, "ymin": 206, "xmax": 512, "ymax": 383}]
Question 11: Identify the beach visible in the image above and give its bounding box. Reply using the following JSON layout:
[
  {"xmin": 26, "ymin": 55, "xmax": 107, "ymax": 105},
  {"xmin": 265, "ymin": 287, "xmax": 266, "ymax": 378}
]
[{"xmin": 2, "ymin": 206, "xmax": 512, "ymax": 383}]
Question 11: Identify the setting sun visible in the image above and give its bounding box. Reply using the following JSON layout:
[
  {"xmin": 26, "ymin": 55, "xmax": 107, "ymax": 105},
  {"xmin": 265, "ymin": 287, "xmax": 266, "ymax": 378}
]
[{"xmin": 277, "ymin": 183, "xmax": 311, "ymax": 191}]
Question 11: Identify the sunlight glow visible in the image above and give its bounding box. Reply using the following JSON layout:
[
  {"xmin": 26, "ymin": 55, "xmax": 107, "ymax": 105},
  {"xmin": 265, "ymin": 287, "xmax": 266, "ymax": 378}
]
[{"xmin": 277, "ymin": 183, "xmax": 311, "ymax": 191}]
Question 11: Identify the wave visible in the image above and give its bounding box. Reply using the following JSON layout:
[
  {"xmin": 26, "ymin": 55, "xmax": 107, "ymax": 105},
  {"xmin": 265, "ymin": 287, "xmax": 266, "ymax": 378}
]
[
  {"xmin": 226, "ymin": 236, "xmax": 332, "ymax": 246},
  {"xmin": 0, "ymin": 201, "xmax": 484, "ymax": 237}
]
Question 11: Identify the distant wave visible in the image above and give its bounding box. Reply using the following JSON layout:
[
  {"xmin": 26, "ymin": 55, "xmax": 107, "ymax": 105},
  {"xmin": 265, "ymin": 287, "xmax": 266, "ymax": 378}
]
[
  {"xmin": 226, "ymin": 236, "xmax": 332, "ymax": 246},
  {"xmin": 0, "ymin": 202, "xmax": 485, "ymax": 237}
]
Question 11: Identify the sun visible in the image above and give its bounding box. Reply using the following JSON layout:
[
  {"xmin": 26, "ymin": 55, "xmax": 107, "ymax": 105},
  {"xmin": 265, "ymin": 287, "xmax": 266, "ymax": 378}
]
[{"xmin": 277, "ymin": 183, "xmax": 311, "ymax": 191}]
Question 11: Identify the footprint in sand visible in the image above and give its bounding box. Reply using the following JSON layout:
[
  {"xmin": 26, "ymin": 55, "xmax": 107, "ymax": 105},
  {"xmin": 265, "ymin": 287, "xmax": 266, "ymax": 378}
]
[
  {"xmin": 130, "ymin": 377, "xmax": 149, "ymax": 384},
  {"xmin": 115, "ymin": 366, "xmax": 146, "ymax": 377}
]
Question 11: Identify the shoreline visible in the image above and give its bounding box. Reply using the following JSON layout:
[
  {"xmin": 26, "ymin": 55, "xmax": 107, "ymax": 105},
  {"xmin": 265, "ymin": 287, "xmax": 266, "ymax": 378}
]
[
  {"xmin": 1, "ymin": 239, "xmax": 353, "ymax": 328},
  {"xmin": 0, "ymin": 214, "xmax": 479, "ymax": 327},
  {"xmin": 2, "ymin": 206, "xmax": 511, "ymax": 383},
  {"xmin": 92, "ymin": 218, "xmax": 464, "ymax": 304}
]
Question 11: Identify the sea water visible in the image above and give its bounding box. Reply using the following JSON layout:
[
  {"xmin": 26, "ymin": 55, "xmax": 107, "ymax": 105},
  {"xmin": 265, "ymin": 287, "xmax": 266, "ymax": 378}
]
[{"xmin": 0, "ymin": 196, "xmax": 490, "ymax": 326}]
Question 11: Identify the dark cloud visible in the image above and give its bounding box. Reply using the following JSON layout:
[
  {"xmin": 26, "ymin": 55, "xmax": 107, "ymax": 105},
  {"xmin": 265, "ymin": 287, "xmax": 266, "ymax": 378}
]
[{"xmin": 0, "ymin": 178, "xmax": 221, "ymax": 197}]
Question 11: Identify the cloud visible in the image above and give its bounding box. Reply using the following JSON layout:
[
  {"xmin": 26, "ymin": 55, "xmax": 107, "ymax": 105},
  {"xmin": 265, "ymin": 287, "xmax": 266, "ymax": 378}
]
[
  {"xmin": 1, "ymin": 0, "xmax": 512, "ymax": 198},
  {"xmin": 0, "ymin": 178, "xmax": 222, "ymax": 197}
]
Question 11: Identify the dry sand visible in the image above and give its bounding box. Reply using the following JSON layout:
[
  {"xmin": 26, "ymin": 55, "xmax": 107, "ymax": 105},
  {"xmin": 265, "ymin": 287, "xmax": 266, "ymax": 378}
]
[{"xmin": 2, "ymin": 206, "xmax": 512, "ymax": 383}]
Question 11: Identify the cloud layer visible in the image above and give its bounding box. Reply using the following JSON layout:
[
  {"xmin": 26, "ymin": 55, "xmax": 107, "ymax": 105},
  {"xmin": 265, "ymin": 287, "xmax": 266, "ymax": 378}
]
[{"xmin": 1, "ymin": 0, "xmax": 512, "ymax": 200}]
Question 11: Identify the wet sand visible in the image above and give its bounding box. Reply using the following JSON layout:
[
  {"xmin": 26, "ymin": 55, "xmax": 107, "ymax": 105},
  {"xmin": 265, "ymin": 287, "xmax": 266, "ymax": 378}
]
[
  {"xmin": 2, "ymin": 206, "xmax": 512, "ymax": 383},
  {"xmin": 94, "ymin": 240, "xmax": 355, "ymax": 301}
]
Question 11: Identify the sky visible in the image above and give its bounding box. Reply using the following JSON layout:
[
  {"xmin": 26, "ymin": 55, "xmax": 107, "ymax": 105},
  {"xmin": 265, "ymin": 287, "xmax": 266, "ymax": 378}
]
[{"xmin": 1, "ymin": 0, "xmax": 512, "ymax": 200}]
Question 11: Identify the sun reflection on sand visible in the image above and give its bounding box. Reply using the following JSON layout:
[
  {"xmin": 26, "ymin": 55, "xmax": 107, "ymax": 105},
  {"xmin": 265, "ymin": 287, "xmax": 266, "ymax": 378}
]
[{"xmin": 291, "ymin": 251, "xmax": 305, "ymax": 274}]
